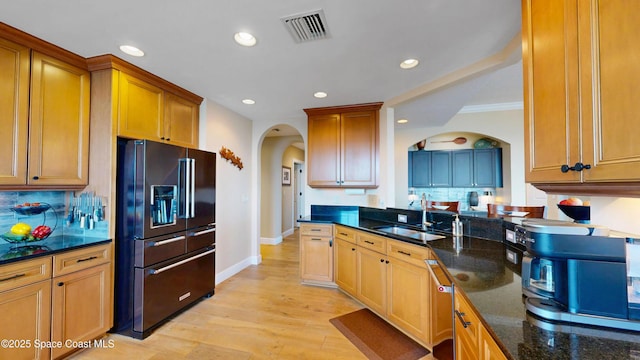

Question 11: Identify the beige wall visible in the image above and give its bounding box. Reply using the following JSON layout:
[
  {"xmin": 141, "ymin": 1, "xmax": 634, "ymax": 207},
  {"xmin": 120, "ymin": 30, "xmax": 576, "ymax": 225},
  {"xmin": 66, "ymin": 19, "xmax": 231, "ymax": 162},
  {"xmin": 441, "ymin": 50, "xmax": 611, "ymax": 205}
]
[
  {"xmin": 199, "ymin": 99, "xmax": 255, "ymax": 284},
  {"xmin": 282, "ymin": 146, "xmax": 304, "ymax": 234}
]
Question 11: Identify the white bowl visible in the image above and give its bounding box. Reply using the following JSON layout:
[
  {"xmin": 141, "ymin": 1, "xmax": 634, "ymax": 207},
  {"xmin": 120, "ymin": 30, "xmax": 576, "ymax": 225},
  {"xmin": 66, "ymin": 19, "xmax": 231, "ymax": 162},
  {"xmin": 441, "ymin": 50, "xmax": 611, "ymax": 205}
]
[{"xmin": 432, "ymin": 205, "xmax": 449, "ymax": 210}]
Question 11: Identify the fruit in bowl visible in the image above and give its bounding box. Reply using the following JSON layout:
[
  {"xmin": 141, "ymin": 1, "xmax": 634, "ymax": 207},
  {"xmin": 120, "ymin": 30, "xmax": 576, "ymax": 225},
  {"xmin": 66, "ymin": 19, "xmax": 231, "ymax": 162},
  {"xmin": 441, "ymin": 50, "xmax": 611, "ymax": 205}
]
[{"xmin": 557, "ymin": 198, "xmax": 590, "ymax": 222}]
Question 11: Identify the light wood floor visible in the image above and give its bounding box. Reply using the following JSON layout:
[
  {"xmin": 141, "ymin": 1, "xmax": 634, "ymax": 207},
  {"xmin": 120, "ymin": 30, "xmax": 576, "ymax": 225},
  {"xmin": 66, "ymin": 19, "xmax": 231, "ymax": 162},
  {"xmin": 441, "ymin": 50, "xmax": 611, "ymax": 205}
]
[{"xmin": 69, "ymin": 230, "xmax": 369, "ymax": 359}]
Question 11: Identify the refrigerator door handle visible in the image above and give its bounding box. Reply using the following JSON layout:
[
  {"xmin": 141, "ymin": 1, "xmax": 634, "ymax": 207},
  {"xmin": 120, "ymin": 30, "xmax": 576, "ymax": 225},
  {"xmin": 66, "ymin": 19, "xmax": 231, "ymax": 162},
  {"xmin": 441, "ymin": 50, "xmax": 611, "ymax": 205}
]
[
  {"xmin": 185, "ymin": 158, "xmax": 191, "ymax": 219},
  {"xmin": 190, "ymin": 158, "xmax": 196, "ymax": 218},
  {"xmin": 150, "ymin": 235, "xmax": 186, "ymax": 247},
  {"xmin": 150, "ymin": 249, "xmax": 215, "ymax": 275},
  {"xmin": 192, "ymin": 228, "xmax": 216, "ymax": 236}
]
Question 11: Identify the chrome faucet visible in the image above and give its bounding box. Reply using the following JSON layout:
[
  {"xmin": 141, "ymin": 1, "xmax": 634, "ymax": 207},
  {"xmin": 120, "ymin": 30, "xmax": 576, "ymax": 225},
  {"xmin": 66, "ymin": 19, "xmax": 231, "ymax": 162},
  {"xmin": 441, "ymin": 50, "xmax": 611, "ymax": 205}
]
[{"xmin": 422, "ymin": 210, "xmax": 433, "ymax": 231}]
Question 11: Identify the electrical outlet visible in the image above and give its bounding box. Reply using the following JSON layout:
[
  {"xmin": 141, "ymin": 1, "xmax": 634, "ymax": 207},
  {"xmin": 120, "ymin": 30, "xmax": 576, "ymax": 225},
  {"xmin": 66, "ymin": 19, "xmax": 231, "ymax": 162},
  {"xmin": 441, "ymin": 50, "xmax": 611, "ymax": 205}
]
[{"xmin": 397, "ymin": 214, "xmax": 408, "ymax": 223}]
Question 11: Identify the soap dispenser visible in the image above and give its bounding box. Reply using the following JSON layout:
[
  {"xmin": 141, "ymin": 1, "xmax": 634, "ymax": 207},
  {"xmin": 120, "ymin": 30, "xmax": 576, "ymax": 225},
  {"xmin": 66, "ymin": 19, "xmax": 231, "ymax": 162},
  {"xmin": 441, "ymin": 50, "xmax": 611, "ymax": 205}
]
[{"xmin": 452, "ymin": 215, "xmax": 463, "ymax": 236}]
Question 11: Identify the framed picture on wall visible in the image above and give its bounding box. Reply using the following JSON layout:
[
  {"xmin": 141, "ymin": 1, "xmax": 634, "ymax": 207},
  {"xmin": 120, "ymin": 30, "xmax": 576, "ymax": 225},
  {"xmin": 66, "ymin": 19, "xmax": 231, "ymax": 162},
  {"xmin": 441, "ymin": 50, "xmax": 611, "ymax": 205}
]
[{"xmin": 282, "ymin": 166, "xmax": 291, "ymax": 186}]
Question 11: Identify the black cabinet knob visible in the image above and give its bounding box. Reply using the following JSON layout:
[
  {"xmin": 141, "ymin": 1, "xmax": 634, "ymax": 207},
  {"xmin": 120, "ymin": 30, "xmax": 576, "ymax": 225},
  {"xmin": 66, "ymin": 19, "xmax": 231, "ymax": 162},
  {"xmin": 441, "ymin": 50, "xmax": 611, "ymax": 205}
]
[
  {"xmin": 561, "ymin": 162, "xmax": 592, "ymax": 173},
  {"xmin": 57, "ymin": 282, "xmax": 64, "ymax": 287},
  {"xmin": 32, "ymin": 176, "xmax": 39, "ymax": 180}
]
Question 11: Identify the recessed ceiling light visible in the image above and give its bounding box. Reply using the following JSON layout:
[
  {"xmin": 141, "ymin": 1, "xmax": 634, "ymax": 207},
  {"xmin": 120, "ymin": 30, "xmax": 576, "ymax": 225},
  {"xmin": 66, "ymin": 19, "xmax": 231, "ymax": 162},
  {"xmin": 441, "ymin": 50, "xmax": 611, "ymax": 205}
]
[
  {"xmin": 314, "ymin": 91, "xmax": 328, "ymax": 98},
  {"xmin": 242, "ymin": 99, "xmax": 255, "ymax": 105},
  {"xmin": 397, "ymin": 119, "xmax": 409, "ymax": 124},
  {"xmin": 119, "ymin": 45, "xmax": 145, "ymax": 57},
  {"xmin": 234, "ymin": 32, "xmax": 257, "ymax": 47},
  {"xmin": 400, "ymin": 58, "xmax": 419, "ymax": 69}
]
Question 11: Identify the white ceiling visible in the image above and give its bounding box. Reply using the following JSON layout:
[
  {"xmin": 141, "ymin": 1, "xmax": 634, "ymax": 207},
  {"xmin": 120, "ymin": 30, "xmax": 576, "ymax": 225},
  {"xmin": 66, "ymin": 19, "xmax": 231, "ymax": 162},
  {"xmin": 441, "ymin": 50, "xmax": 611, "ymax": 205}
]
[{"xmin": 1, "ymin": 0, "xmax": 523, "ymax": 131}]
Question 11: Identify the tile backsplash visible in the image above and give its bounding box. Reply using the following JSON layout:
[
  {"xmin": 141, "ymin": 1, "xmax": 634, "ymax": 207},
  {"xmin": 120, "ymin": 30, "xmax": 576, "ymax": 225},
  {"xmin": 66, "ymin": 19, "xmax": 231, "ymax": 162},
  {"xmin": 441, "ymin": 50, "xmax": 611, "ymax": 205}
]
[
  {"xmin": 408, "ymin": 187, "xmax": 496, "ymax": 211},
  {"xmin": 0, "ymin": 191, "xmax": 108, "ymax": 241}
]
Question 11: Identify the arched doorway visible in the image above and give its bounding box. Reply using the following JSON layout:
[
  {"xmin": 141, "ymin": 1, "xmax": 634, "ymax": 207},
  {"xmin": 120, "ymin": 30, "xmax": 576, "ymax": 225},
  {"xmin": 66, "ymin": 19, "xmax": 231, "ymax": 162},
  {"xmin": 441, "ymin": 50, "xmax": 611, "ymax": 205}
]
[{"xmin": 258, "ymin": 125, "xmax": 305, "ymax": 245}]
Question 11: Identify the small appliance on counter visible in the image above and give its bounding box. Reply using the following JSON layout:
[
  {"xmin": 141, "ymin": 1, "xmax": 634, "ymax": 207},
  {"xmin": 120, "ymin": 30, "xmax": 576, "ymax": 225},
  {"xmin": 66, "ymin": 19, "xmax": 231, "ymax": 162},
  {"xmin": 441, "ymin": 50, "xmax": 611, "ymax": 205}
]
[{"xmin": 518, "ymin": 219, "xmax": 640, "ymax": 331}]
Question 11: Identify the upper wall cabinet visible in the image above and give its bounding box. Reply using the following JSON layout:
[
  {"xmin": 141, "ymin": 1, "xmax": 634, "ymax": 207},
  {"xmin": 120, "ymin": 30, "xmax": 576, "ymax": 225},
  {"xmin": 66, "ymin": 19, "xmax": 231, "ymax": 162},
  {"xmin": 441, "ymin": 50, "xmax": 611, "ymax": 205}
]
[
  {"xmin": 408, "ymin": 151, "xmax": 452, "ymax": 188},
  {"xmin": 523, "ymin": 0, "xmax": 640, "ymax": 195},
  {"xmin": 304, "ymin": 102, "xmax": 382, "ymax": 188},
  {"xmin": 0, "ymin": 24, "xmax": 90, "ymax": 189},
  {"xmin": 409, "ymin": 149, "xmax": 502, "ymax": 188},
  {"xmin": 88, "ymin": 55, "xmax": 202, "ymax": 149}
]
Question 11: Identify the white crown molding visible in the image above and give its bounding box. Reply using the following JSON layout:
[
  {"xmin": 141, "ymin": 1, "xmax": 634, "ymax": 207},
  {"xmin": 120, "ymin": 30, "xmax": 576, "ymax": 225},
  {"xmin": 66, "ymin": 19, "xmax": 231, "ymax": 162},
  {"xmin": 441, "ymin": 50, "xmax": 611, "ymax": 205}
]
[{"xmin": 458, "ymin": 101, "xmax": 523, "ymax": 114}]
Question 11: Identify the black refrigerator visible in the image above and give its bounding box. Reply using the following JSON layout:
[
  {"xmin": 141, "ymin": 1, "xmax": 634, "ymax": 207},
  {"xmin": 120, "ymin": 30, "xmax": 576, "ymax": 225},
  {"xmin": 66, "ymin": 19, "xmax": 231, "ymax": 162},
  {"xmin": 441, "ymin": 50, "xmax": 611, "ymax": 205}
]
[{"xmin": 114, "ymin": 138, "xmax": 216, "ymax": 339}]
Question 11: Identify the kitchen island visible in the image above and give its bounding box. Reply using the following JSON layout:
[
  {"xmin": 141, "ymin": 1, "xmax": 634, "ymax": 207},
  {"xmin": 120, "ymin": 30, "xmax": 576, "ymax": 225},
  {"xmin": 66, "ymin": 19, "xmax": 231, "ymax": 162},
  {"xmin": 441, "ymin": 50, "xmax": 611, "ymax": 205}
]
[{"xmin": 301, "ymin": 205, "xmax": 640, "ymax": 359}]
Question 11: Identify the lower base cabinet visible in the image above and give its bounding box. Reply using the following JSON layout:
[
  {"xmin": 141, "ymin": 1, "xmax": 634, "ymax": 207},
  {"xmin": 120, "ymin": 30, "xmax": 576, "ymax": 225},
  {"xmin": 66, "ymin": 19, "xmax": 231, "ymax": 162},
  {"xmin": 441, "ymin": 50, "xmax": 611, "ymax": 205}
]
[
  {"xmin": 454, "ymin": 290, "xmax": 507, "ymax": 360},
  {"xmin": 0, "ymin": 280, "xmax": 51, "ymax": 360},
  {"xmin": 52, "ymin": 262, "xmax": 111, "ymax": 359},
  {"xmin": 299, "ymin": 224, "xmax": 334, "ymax": 285},
  {"xmin": 333, "ymin": 226, "xmax": 453, "ymax": 349},
  {"xmin": 0, "ymin": 243, "xmax": 112, "ymax": 360}
]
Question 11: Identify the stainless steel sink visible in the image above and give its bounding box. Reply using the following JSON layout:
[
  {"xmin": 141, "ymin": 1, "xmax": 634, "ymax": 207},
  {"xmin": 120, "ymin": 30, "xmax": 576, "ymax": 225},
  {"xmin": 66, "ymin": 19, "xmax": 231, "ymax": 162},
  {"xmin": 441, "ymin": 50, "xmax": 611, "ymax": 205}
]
[{"xmin": 374, "ymin": 226, "xmax": 445, "ymax": 242}]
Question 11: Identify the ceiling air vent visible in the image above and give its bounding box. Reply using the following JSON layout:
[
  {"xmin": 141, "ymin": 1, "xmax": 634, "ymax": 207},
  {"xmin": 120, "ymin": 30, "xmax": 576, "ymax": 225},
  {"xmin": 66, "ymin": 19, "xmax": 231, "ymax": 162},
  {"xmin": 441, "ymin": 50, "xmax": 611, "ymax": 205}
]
[{"xmin": 281, "ymin": 9, "xmax": 330, "ymax": 43}]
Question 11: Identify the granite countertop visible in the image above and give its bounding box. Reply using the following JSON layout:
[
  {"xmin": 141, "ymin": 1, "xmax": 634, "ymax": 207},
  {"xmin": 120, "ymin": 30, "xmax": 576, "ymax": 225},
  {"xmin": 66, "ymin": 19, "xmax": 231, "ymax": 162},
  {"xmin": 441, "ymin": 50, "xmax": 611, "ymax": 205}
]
[
  {"xmin": 300, "ymin": 208, "xmax": 640, "ymax": 360},
  {"xmin": 0, "ymin": 235, "xmax": 112, "ymax": 265}
]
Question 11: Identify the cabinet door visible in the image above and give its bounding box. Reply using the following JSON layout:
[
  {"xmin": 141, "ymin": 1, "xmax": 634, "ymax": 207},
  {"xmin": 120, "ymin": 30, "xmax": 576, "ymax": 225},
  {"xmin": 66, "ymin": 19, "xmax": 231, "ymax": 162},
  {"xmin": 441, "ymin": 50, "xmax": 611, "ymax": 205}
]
[
  {"xmin": 164, "ymin": 92, "xmax": 199, "ymax": 148},
  {"xmin": 357, "ymin": 246, "xmax": 387, "ymax": 315},
  {"xmin": 0, "ymin": 38, "xmax": 30, "ymax": 185},
  {"xmin": 386, "ymin": 258, "xmax": 430, "ymax": 343},
  {"xmin": 454, "ymin": 291, "xmax": 480, "ymax": 359},
  {"xmin": 409, "ymin": 151, "xmax": 431, "ymax": 187},
  {"xmin": 300, "ymin": 235, "xmax": 334, "ymax": 283},
  {"xmin": 118, "ymin": 72, "xmax": 164, "ymax": 141},
  {"xmin": 523, "ymin": 0, "xmax": 581, "ymax": 183},
  {"xmin": 308, "ymin": 113, "xmax": 341, "ymax": 186},
  {"xmin": 334, "ymin": 237, "xmax": 357, "ymax": 296},
  {"xmin": 341, "ymin": 111, "xmax": 378, "ymax": 187},
  {"xmin": 579, "ymin": 0, "xmax": 640, "ymax": 181},
  {"xmin": 28, "ymin": 52, "xmax": 90, "ymax": 186},
  {"xmin": 474, "ymin": 149, "xmax": 502, "ymax": 188},
  {"xmin": 51, "ymin": 262, "xmax": 111, "ymax": 359},
  {"xmin": 452, "ymin": 150, "xmax": 473, "ymax": 187},
  {"xmin": 0, "ymin": 280, "xmax": 51, "ymax": 360},
  {"xmin": 431, "ymin": 151, "xmax": 452, "ymax": 187},
  {"xmin": 480, "ymin": 324, "xmax": 508, "ymax": 360}
]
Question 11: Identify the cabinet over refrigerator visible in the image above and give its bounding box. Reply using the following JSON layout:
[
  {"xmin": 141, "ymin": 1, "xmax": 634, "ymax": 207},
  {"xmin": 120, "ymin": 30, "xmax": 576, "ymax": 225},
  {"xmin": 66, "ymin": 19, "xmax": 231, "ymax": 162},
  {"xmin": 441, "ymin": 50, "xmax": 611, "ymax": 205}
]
[{"xmin": 114, "ymin": 138, "xmax": 216, "ymax": 339}]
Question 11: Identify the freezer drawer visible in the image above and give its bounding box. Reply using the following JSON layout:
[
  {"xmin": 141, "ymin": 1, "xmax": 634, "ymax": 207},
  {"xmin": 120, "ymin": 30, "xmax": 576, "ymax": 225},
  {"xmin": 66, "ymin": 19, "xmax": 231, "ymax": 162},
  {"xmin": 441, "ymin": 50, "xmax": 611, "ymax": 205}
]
[
  {"xmin": 187, "ymin": 225, "xmax": 216, "ymax": 253},
  {"xmin": 134, "ymin": 232, "xmax": 187, "ymax": 268},
  {"xmin": 133, "ymin": 247, "xmax": 215, "ymax": 337}
]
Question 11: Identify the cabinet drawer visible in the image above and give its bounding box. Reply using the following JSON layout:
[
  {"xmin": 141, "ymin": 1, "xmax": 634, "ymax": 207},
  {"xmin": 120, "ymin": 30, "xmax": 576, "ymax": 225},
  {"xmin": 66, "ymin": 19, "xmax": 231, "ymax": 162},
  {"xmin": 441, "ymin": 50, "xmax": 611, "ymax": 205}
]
[
  {"xmin": 357, "ymin": 232, "xmax": 387, "ymax": 254},
  {"xmin": 0, "ymin": 257, "xmax": 51, "ymax": 293},
  {"xmin": 334, "ymin": 225, "xmax": 356, "ymax": 243},
  {"xmin": 387, "ymin": 240, "xmax": 430, "ymax": 268},
  {"xmin": 53, "ymin": 244, "xmax": 111, "ymax": 277},
  {"xmin": 300, "ymin": 224, "xmax": 333, "ymax": 237}
]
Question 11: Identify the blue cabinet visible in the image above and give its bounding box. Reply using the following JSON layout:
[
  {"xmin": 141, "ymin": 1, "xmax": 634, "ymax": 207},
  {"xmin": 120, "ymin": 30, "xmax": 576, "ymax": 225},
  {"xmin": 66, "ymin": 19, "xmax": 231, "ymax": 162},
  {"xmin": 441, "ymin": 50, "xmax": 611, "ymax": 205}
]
[
  {"xmin": 408, "ymin": 150, "xmax": 451, "ymax": 187},
  {"xmin": 410, "ymin": 148, "xmax": 502, "ymax": 188}
]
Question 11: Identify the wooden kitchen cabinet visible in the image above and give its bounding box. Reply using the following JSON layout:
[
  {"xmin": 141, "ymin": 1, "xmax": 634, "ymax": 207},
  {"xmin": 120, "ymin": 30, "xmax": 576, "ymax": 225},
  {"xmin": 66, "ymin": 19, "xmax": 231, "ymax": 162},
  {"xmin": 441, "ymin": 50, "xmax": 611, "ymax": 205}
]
[
  {"xmin": 523, "ymin": 0, "xmax": 640, "ymax": 195},
  {"xmin": 304, "ymin": 102, "xmax": 382, "ymax": 188},
  {"xmin": 357, "ymin": 245, "xmax": 387, "ymax": 315},
  {"xmin": 454, "ymin": 289, "xmax": 507, "ymax": 360},
  {"xmin": 334, "ymin": 225, "xmax": 357, "ymax": 296},
  {"xmin": 386, "ymin": 242, "xmax": 430, "ymax": 343},
  {"xmin": 51, "ymin": 243, "xmax": 111, "ymax": 359},
  {"xmin": 88, "ymin": 54, "xmax": 203, "ymax": 149},
  {"xmin": 299, "ymin": 224, "xmax": 334, "ymax": 285},
  {"xmin": 0, "ymin": 257, "xmax": 52, "ymax": 360},
  {"xmin": 0, "ymin": 25, "xmax": 90, "ymax": 188}
]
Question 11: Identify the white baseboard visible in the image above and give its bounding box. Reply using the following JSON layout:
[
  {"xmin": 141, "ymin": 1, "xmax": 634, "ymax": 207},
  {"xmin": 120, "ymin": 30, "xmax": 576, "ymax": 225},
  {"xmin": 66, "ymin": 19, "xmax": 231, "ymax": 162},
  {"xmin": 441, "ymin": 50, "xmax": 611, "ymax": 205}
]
[
  {"xmin": 215, "ymin": 254, "xmax": 262, "ymax": 285},
  {"xmin": 282, "ymin": 228, "xmax": 294, "ymax": 237},
  {"xmin": 260, "ymin": 235, "xmax": 282, "ymax": 245}
]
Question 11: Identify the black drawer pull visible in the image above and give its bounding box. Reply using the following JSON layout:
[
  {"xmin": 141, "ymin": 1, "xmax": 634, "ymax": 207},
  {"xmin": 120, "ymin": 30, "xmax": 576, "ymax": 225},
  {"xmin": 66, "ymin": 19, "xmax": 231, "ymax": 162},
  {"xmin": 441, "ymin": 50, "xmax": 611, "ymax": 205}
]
[
  {"xmin": 339, "ymin": 232, "xmax": 348, "ymax": 236},
  {"xmin": 77, "ymin": 256, "xmax": 98, "ymax": 263},
  {"xmin": 311, "ymin": 228, "xmax": 322, "ymax": 232},
  {"xmin": 364, "ymin": 240, "xmax": 375, "ymax": 245},
  {"xmin": 311, "ymin": 238, "xmax": 323, "ymax": 241},
  {"xmin": 455, "ymin": 310, "xmax": 471, "ymax": 328},
  {"xmin": 398, "ymin": 250, "xmax": 411, "ymax": 256},
  {"xmin": 0, "ymin": 273, "xmax": 25, "ymax": 283}
]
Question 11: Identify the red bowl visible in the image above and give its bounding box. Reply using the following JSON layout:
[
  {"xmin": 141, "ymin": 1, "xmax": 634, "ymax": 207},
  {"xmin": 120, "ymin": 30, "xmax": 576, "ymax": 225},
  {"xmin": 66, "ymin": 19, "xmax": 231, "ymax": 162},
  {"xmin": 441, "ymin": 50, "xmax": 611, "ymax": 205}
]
[{"xmin": 557, "ymin": 204, "xmax": 590, "ymax": 221}]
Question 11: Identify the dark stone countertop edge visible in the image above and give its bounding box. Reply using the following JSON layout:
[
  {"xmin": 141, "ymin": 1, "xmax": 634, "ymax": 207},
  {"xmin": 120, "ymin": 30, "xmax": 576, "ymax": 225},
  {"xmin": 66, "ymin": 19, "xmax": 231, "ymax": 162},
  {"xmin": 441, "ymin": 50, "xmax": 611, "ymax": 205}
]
[{"xmin": 0, "ymin": 236, "xmax": 112, "ymax": 266}]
